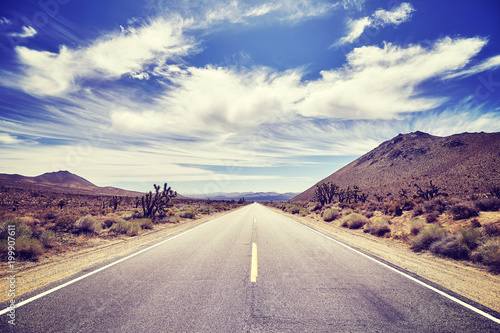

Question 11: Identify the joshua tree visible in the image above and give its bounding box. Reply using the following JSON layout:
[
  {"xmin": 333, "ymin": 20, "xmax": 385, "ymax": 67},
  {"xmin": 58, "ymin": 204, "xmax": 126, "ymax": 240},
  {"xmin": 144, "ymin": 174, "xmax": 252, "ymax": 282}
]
[
  {"xmin": 141, "ymin": 183, "xmax": 177, "ymax": 219},
  {"xmin": 109, "ymin": 196, "xmax": 122, "ymax": 210}
]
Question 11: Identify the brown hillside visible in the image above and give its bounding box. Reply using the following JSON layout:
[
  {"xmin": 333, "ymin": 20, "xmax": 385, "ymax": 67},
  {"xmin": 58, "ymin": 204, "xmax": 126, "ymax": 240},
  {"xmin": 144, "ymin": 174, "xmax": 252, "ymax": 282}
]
[
  {"xmin": 293, "ymin": 131, "xmax": 500, "ymax": 202},
  {"xmin": 0, "ymin": 171, "xmax": 144, "ymax": 197}
]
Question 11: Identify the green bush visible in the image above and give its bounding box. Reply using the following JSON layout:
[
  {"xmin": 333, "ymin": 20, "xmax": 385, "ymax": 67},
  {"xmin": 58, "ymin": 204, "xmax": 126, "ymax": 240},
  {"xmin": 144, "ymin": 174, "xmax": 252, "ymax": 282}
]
[
  {"xmin": 110, "ymin": 220, "xmax": 140, "ymax": 236},
  {"xmin": 458, "ymin": 227, "xmax": 481, "ymax": 251},
  {"xmin": 135, "ymin": 218, "xmax": 154, "ymax": 230},
  {"xmin": 102, "ymin": 214, "xmax": 123, "ymax": 228},
  {"xmin": 322, "ymin": 208, "xmax": 340, "ymax": 222},
  {"xmin": 340, "ymin": 213, "xmax": 369, "ymax": 229},
  {"xmin": 73, "ymin": 214, "xmax": 101, "ymax": 234},
  {"xmin": 364, "ymin": 218, "xmax": 391, "ymax": 237},
  {"xmin": 410, "ymin": 225, "xmax": 447, "ymax": 252},
  {"xmin": 471, "ymin": 238, "xmax": 500, "ymax": 273},
  {"xmin": 289, "ymin": 205, "xmax": 301, "ymax": 214}
]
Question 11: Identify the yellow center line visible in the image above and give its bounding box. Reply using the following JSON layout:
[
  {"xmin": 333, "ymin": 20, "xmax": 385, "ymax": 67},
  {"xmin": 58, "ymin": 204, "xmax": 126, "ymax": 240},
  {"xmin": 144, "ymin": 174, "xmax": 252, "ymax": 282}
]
[{"xmin": 250, "ymin": 243, "xmax": 258, "ymax": 283}]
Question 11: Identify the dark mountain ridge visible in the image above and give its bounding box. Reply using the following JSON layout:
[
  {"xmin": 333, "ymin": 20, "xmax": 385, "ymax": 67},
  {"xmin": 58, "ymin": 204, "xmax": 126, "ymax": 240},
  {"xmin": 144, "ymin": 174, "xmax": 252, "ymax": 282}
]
[{"xmin": 293, "ymin": 131, "xmax": 500, "ymax": 202}]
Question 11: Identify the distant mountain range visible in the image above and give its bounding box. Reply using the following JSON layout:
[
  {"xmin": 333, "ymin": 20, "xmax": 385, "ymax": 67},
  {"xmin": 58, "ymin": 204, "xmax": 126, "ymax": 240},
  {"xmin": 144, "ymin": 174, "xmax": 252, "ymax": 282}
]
[
  {"xmin": 188, "ymin": 192, "xmax": 299, "ymax": 202},
  {"xmin": 293, "ymin": 131, "xmax": 500, "ymax": 202},
  {"xmin": 0, "ymin": 171, "xmax": 144, "ymax": 197}
]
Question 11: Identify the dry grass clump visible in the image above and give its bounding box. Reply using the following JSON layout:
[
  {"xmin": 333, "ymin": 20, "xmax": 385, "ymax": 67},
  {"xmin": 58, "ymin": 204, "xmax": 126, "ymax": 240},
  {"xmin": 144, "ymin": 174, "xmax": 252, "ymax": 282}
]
[
  {"xmin": 135, "ymin": 218, "xmax": 154, "ymax": 230},
  {"xmin": 38, "ymin": 230, "xmax": 58, "ymax": 248},
  {"xmin": 0, "ymin": 218, "xmax": 44, "ymax": 261},
  {"xmin": 322, "ymin": 208, "xmax": 340, "ymax": 222},
  {"xmin": 364, "ymin": 217, "xmax": 391, "ymax": 237},
  {"xmin": 179, "ymin": 206, "xmax": 196, "ymax": 219},
  {"xmin": 110, "ymin": 220, "xmax": 140, "ymax": 236},
  {"xmin": 429, "ymin": 228, "xmax": 481, "ymax": 260},
  {"xmin": 340, "ymin": 213, "xmax": 369, "ymax": 229},
  {"xmin": 483, "ymin": 222, "xmax": 500, "ymax": 237},
  {"xmin": 410, "ymin": 225, "xmax": 447, "ymax": 252},
  {"xmin": 73, "ymin": 214, "xmax": 101, "ymax": 234},
  {"xmin": 471, "ymin": 238, "xmax": 500, "ymax": 273},
  {"xmin": 408, "ymin": 218, "xmax": 426, "ymax": 235}
]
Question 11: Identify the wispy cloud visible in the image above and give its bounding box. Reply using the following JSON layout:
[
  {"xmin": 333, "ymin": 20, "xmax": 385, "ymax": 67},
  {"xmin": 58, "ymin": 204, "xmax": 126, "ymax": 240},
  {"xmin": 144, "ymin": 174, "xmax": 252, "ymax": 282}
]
[
  {"xmin": 443, "ymin": 54, "xmax": 500, "ymax": 79},
  {"xmin": 0, "ymin": 17, "xmax": 12, "ymax": 25},
  {"xmin": 6, "ymin": 17, "xmax": 196, "ymax": 96},
  {"xmin": 339, "ymin": 2, "xmax": 414, "ymax": 44},
  {"xmin": 9, "ymin": 26, "xmax": 37, "ymax": 38}
]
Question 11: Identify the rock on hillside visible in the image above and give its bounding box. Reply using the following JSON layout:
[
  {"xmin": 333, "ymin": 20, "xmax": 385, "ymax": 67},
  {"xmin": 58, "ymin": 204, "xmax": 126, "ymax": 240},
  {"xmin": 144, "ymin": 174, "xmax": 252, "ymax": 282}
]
[{"xmin": 293, "ymin": 131, "xmax": 500, "ymax": 202}]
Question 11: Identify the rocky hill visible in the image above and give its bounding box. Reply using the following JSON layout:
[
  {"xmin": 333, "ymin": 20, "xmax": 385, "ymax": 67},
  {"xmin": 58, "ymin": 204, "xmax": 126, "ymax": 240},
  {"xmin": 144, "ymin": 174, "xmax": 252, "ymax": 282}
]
[
  {"xmin": 293, "ymin": 131, "xmax": 500, "ymax": 202},
  {"xmin": 0, "ymin": 171, "xmax": 144, "ymax": 197}
]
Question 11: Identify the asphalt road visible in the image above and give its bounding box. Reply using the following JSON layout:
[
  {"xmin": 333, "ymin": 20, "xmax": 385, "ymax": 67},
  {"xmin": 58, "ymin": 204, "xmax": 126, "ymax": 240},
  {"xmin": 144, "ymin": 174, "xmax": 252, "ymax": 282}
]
[{"xmin": 2, "ymin": 203, "xmax": 499, "ymax": 332}]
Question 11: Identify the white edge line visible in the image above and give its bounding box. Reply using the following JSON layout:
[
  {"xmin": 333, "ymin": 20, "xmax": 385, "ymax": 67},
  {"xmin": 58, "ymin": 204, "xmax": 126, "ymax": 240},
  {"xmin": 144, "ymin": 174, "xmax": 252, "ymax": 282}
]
[
  {"xmin": 298, "ymin": 222, "xmax": 500, "ymax": 325},
  {"xmin": 1, "ymin": 214, "xmax": 225, "ymax": 315}
]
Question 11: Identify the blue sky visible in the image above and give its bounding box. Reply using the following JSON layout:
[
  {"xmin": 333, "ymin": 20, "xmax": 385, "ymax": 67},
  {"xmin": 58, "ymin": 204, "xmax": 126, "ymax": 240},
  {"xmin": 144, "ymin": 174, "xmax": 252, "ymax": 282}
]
[{"xmin": 0, "ymin": 0, "xmax": 500, "ymax": 195}]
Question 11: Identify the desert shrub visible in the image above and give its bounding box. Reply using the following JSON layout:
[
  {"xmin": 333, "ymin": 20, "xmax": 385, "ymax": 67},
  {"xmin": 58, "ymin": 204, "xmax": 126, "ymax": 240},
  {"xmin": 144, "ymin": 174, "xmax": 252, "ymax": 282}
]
[
  {"xmin": 449, "ymin": 204, "xmax": 479, "ymax": 220},
  {"xmin": 110, "ymin": 220, "xmax": 141, "ymax": 236},
  {"xmin": 340, "ymin": 213, "xmax": 369, "ymax": 229},
  {"xmin": 388, "ymin": 203, "xmax": 403, "ymax": 216},
  {"xmin": 322, "ymin": 208, "xmax": 340, "ymax": 222},
  {"xmin": 410, "ymin": 225, "xmax": 447, "ymax": 252},
  {"xmin": 470, "ymin": 218, "xmax": 481, "ymax": 228},
  {"xmin": 412, "ymin": 204, "xmax": 425, "ymax": 217},
  {"xmin": 102, "ymin": 214, "xmax": 123, "ymax": 228},
  {"xmin": 471, "ymin": 239, "xmax": 500, "ymax": 273},
  {"xmin": 38, "ymin": 230, "xmax": 58, "ymax": 248},
  {"xmin": 430, "ymin": 235, "xmax": 470, "ymax": 260},
  {"xmin": 289, "ymin": 205, "xmax": 301, "ymax": 214},
  {"xmin": 0, "ymin": 218, "xmax": 32, "ymax": 239},
  {"xmin": 424, "ymin": 199, "xmax": 447, "ymax": 214},
  {"xmin": 483, "ymin": 223, "xmax": 500, "ymax": 237},
  {"xmin": 364, "ymin": 217, "xmax": 391, "ymax": 237},
  {"xmin": 363, "ymin": 211, "xmax": 374, "ymax": 219},
  {"xmin": 53, "ymin": 214, "xmax": 77, "ymax": 232},
  {"xmin": 308, "ymin": 202, "xmax": 322, "ymax": 212},
  {"xmin": 401, "ymin": 199, "xmax": 415, "ymax": 211},
  {"xmin": 408, "ymin": 219, "xmax": 426, "ymax": 235},
  {"xmin": 43, "ymin": 209, "xmax": 59, "ymax": 222},
  {"xmin": 425, "ymin": 212, "xmax": 439, "ymax": 223},
  {"xmin": 179, "ymin": 206, "xmax": 196, "ymax": 219},
  {"xmin": 459, "ymin": 227, "xmax": 482, "ymax": 251},
  {"xmin": 474, "ymin": 198, "xmax": 500, "ymax": 212},
  {"xmin": 135, "ymin": 218, "xmax": 154, "ymax": 230},
  {"xmin": 15, "ymin": 236, "xmax": 44, "ymax": 261},
  {"xmin": 73, "ymin": 214, "xmax": 101, "ymax": 234}
]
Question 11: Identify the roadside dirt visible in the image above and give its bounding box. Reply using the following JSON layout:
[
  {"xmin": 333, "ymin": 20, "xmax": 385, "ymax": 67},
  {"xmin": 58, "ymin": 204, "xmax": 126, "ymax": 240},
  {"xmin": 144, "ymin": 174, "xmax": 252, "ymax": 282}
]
[
  {"xmin": 0, "ymin": 210, "xmax": 232, "ymax": 304},
  {"xmin": 271, "ymin": 208, "xmax": 500, "ymax": 314}
]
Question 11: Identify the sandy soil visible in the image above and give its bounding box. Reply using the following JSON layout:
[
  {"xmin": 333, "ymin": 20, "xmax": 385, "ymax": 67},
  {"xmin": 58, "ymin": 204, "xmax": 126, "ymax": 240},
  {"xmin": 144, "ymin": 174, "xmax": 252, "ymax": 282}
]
[
  {"xmin": 0, "ymin": 210, "xmax": 233, "ymax": 304},
  {"xmin": 270, "ymin": 207, "xmax": 500, "ymax": 314}
]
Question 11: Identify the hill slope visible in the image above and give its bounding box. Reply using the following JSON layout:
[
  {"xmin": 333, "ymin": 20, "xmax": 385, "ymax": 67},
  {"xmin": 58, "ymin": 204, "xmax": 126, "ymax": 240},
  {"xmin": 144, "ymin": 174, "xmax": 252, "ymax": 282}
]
[
  {"xmin": 0, "ymin": 171, "xmax": 143, "ymax": 197},
  {"xmin": 293, "ymin": 131, "xmax": 500, "ymax": 202}
]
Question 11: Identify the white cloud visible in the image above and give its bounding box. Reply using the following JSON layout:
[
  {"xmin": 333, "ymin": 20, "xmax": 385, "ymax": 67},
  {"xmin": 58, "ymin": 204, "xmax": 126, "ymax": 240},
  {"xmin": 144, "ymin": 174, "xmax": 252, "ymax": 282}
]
[
  {"xmin": 444, "ymin": 54, "xmax": 500, "ymax": 79},
  {"xmin": 339, "ymin": 17, "xmax": 371, "ymax": 44},
  {"xmin": 9, "ymin": 26, "xmax": 37, "ymax": 38},
  {"xmin": 373, "ymin": 3, "xmax": 414, "ymax": 25},
  {"xmin": 11, "ymin": 17, "xmax": 196, "ymax": 96},
  {"xmin": 338, "ymin": 2, "xmax": 414, "ymax": 44},
  {"xmin": 0, "ymin": 133, "xmax": 20, "ymax": 144},
  {"xmin": 300, "ymin": 37, "xmax": 487, "ymax": 119}
]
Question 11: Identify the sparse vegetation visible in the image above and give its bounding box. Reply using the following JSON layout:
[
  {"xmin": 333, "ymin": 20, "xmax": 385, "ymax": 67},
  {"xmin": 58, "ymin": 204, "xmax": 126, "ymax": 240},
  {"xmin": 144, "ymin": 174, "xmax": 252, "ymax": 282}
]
[
  {"xmin": 340, "ymin": 213, "xmax": 369, "ymax": 229},
  {"xmin": 322, "ymin": 208, "xmax": 340, "ymax": 222},
  {"xmin": 449, "ymin": 204, "xmax": 479, "ymax": 220},
  {"xmin": 364, "ymin": 217, "xmax": 391, "ymax": 237},
  {"xmin": 74, "ymin": 214, "xmax": 102, "ymax": 234}
]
